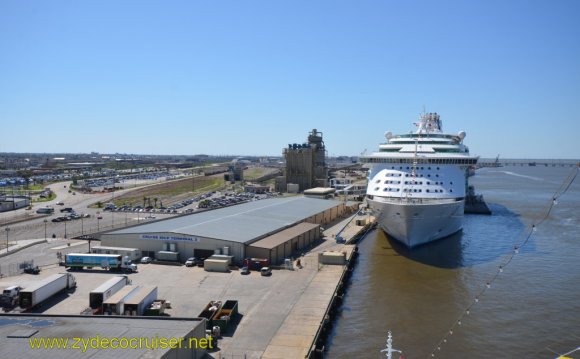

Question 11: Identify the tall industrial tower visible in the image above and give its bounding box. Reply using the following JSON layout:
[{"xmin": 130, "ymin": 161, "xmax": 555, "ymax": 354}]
[{"xmin": 283, "ymin": 129, "xmax": 328, "ymax": 192}]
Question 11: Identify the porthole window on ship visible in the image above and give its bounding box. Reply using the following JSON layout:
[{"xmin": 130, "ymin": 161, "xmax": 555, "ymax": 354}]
[
  {"xmin": 375, "ymin": 187, "xmax": 379, "ymax": 191},
  {"xmin": 376, "ymin": 180, "xmax": 380, "ymax": 183},
  {"xmin": 450, "ymin": 189, "xmax": 453, "ymax": 192},
  {"xmin": 436, "ymin": 174, "xmax": 439, "ymax": 177},
  {"xmin": 428, "ymin": 167, "xmax": 431, "ymax": 170},
  {"xmin": 427, "ymin": 174, "xmax": 431, "ymax": 177},
  {"xmin": 426, "ymin": 189, "xmax": 430, "ymax": 193},
  {"xmin": 450, "ymin": 181, "xmax": 453, "ymax": 185},
  {"xmin": 437, "ymin": 167, "xmax": 440, "ymax": 170}
]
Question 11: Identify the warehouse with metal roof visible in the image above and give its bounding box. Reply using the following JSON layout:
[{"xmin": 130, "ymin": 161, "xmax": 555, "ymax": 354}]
[
  {"xmin": 0, "ymin": 314, "xmax": 207, "ymax": 359},
  {"xmin": 99, "ymin": 197, "xmax": 357, "ymax": 265}
]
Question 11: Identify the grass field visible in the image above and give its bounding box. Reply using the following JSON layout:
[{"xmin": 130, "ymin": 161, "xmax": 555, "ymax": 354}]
[
  {"xmin": 110, "ymin": 175, "xmax": 224, "ymax": 207},
  {"xmin": 243, "ymin": 167, "xmax": 280, "ymax": 181}
]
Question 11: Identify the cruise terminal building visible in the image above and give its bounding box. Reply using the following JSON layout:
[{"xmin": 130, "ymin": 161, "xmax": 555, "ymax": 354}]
[{"xmin": 100, "ymin": 197, "xmax": 357, "ymax": 265}]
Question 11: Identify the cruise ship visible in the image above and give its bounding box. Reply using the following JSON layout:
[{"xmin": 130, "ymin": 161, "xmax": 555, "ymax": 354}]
[{"xmin": 359, "ymin": 112, "xmax": 479, "ymax": 247}]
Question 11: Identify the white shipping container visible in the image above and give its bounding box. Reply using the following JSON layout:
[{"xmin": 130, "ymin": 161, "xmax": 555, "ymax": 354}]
[
  {"xmin": 102, "ymin": 286, "xmax": 139, "ymax": 315},
  {"xmin": 89, "ymin": 276, "xmax": 130, "ymax": 309},
  {"xmin": 204, "ymin": 259, "xmax": 230, "ymax": 273},
  {"xmin": 124, "ymin": 286, "xmax": 158, "ymax": 316},
  {"xmin": 319, "ymin": 251, "xmax": 346, "ymax": 265},
  {"xmin": 91, "ymin": 246, "xmax": 141, "ymax": 262}
]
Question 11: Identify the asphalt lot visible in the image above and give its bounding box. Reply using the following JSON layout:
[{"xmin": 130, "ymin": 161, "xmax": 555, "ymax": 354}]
[{"xmin": 0, "ymin": 244, "xmax": 325, "ymax": 358}]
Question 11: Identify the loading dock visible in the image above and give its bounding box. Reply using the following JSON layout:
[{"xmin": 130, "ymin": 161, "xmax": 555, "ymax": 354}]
[{"xmin": 246, "ymin": 222, "xmax": 320, "ymax": 264}]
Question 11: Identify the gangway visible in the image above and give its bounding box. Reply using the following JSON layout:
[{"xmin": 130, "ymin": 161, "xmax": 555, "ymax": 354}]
[{"xmin": 334, "ymin": 206, "xmax": 364, "ymax": 243}]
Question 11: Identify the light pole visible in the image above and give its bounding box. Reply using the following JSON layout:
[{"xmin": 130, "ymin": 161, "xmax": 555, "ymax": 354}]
[
  {"xmin": 64, "ymin": 220, "xmax": 67, "ymax": 239},
  {"xmin": 5, "ymin": 227, "xmax": 10, "ymax": 253},
  {"xmin": 81, "ymin": 216, "xmax": 84, "ymax": 235},
  {"xmin": 97, "ymin": 211, "xmax": 101, "ymax": 231},
  {"xmin": 43, "ymin": 219, "xmax": 47, "ymax": 241}
]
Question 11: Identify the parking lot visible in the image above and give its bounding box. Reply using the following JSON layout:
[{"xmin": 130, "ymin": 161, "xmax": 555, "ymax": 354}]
[
  {"xmin": 0, "ymin": 247, "xmax": 325, "ymax": 358},
  {"xmin": 106, "ymin": 190, "xmax": 280, "ymax": 214}
]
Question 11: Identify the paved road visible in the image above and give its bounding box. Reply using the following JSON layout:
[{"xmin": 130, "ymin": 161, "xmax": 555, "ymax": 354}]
[
  {"xmin": 0, "ymin": 180, "xmax": 176, "ymax": 246},
  {"xmin": 0, "ymin": 238, "xmax": 88, "ymax": 278}
]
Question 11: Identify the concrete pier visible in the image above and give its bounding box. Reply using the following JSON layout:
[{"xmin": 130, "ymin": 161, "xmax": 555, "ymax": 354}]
[
  {"xmin": 261, "ymin": 214, "xmax": 369, "ymax": 359},
  {"xmin": 204, "ymin": 211, "xmax": 370, "ymax": 359}
]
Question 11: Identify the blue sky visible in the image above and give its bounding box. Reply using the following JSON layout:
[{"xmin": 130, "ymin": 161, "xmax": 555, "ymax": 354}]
[{"xmin": 1, "ymin": 0, "xmax": 579, "ymax": 159}]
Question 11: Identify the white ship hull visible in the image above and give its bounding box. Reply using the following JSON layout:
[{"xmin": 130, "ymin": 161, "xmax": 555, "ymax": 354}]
[{"xmin": 368, "ymin": 198, "xmax": 464, "ymax": 247}]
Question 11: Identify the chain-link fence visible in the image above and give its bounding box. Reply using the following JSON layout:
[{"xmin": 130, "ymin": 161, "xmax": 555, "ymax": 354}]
[{"xmin": 0, "ymin": 259, "xmax": 35, "ymax": 278}]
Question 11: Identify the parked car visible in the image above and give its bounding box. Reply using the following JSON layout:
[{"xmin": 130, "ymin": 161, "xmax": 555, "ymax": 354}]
[
  {"xmin": 140, "ymin": 257, "xmax": 152, "ymax": 264},
  {"xmin": 56, "ymin": 201, "xmax": 64, "ymax": 205},
  {"xmin": 260, "ymin": 267, "xmax": 272, "ymax": 276},
  {"xmin": 185, "ymin": 257, "xmax": 196, "ymax": 267},
  {"xmin": 240, "ymin": 266, "xmax": 250, "ymax": 275},
  {"xmin": 23, "ymin": 265, "xmax": 40, "ymax": 275}
]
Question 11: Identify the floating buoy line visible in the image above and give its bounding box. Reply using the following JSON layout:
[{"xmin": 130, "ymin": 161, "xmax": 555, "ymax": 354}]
[{"xmin": 426, "ymin": 167, "xmax": 579, "ymax": 358}]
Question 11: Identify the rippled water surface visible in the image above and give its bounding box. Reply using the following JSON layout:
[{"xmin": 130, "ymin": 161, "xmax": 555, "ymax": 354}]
[{"xmin": 326, "ymin": 166, "xmax": 580, "ymax": 358}]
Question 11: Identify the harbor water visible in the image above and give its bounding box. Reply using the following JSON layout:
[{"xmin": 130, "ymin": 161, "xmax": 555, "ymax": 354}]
[{"xmin": 326, "ymin": 165, "xmax": 580, "ymax": 358}]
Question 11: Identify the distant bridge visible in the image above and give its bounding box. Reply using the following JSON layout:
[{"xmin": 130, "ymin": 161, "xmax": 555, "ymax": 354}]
[{"xmin": 477, "ymin": 159, "xmax": 579, "ymax": 168}]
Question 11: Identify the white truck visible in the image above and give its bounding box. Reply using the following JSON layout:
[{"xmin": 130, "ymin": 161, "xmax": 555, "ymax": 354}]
[
  {"xmin": 19, "ymin": 273, "xmax": 76, "ymax": 310},
  {"xmin": 0, "ymin": 286, "xmax": 22, "ymax": 308},
  {"xmin": 65, "ymin": 253, "xmax": 138, "ymax": 273}
]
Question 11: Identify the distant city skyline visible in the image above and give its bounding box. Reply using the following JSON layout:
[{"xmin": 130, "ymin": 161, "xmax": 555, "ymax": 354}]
[{"xmin": 1, "ymin": 1, "xmax": 579, "ymax": 159}]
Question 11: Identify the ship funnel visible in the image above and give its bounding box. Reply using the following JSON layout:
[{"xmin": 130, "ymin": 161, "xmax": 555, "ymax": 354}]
[{"xmin": 458, "ymin": 131, "xmax": 466, "ymax": 140}]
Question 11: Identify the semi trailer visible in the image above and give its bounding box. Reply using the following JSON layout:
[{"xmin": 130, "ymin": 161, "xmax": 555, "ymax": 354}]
[
  {"xmin": 89, "ymin": 275, "xmax": 131, "ymax": 309},
  {"xmin": 19, "ymin": 273, "xmax": 76, "ymax": 310},
  {"xmin": 65, "ymin": 253, "xmax": 137, "ymax": 273}
]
